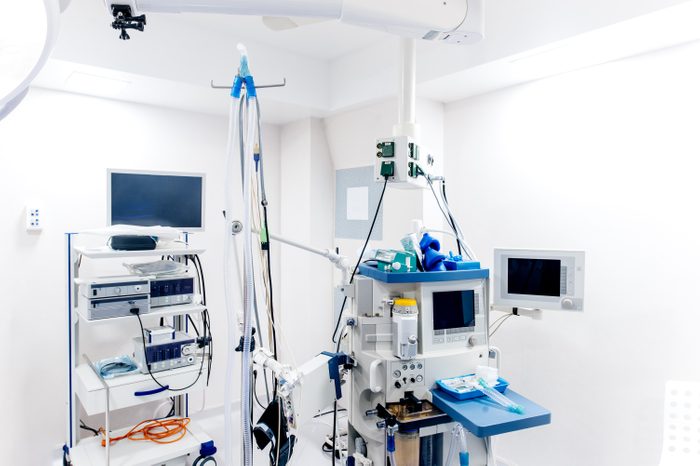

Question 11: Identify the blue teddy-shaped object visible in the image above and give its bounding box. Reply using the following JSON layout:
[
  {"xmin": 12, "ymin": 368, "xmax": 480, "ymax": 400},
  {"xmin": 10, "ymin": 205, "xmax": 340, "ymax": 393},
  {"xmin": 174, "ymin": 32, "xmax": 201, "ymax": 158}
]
[{"xmin": 419, "ymin": 233, "xmax": 448, "ymax": 271}]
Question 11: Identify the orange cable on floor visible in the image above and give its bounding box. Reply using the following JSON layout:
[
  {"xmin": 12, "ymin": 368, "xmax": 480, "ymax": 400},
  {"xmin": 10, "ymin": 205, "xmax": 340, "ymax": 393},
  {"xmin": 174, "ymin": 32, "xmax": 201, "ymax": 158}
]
[{"xmin": 100, "ymin": 417, "xmax": 191, "ymax": 447}]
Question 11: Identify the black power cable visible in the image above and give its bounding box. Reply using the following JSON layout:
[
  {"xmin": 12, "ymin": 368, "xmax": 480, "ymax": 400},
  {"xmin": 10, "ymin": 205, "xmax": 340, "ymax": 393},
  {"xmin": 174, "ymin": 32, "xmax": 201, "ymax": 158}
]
[
  {"xmin": 261, "ymin": 202, "xmax": 279, "ymax": 400},
  {"xmin": 133, "ymin": 311, "xmax": 205, "ymax": 392},
  {"xmin": 80, "ymin": 420, "xmax": 99, "ymax": 436},
  {"xmin": 331, "ymin": 177, "xmax": 389, "ymax": 344},
  {"xmin": 189, "ymin": 254, "xmax": 213, "ymax": 386},
  {"xmin": 330, "ymin": 326, "xmax": 349, "ymax": 466},
  {"xmin": 420, "ymin": 171, "xmax": 471, "ymax": 259},
  {"xmin": 194, "ymin": 255, "xmax": 214, "ymax": 385},
  {"xmin": 261, "ymin": 204, "xmax": 278, "ymax": 362},
  {"xmin": 314, "ymin": 408, "xmax": 347, "ymax": 418},
  {"xmin": 440, "ymin": 180, "xmax": 462, "ymax": 256},
  {"xmin": 330, "ymin": 176, "xmax": 392, "ymax": 463},
  {"xmin": 252, "ymin": 370, "xmax": 266, "ymax": 410},
  {"xmin": 187, "ymin": 315, "xmax": 201, "ymax": 337},
  {"xmin": 328, "ymin": 176, "xmax": 389, "ymax": 464},
  {"xmin": 255, "ymin": 140, "xmax": 279, "ymax": 399}
]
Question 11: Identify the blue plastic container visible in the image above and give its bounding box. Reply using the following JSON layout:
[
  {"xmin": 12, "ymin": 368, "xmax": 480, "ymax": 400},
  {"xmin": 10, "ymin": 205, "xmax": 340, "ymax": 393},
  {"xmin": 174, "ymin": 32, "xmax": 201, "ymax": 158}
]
[{"xmin": 443, "ymin": 260, "xmax": 481, "ymax": 271}]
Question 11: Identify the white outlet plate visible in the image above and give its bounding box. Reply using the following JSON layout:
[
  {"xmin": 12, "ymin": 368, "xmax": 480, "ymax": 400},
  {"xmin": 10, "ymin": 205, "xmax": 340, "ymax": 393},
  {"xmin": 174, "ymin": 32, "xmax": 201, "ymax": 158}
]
[{"xmin": 26, "ymin": 206, "xmax": 42, "ymax": 231}]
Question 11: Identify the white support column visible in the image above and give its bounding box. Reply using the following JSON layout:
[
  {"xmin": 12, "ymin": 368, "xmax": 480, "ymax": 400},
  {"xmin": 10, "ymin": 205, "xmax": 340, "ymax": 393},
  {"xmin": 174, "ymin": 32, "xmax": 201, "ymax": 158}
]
[{"xmin": 393, "ymin": 38, "xmax": 419, "ymax": 140}]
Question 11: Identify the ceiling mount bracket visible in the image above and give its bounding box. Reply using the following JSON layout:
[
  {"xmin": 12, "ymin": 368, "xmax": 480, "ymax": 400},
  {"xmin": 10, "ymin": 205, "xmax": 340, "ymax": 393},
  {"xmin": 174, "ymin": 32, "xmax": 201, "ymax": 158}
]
[{"xmin": 110, "ymin": 5, "xmax": 146, "ymax": 40}]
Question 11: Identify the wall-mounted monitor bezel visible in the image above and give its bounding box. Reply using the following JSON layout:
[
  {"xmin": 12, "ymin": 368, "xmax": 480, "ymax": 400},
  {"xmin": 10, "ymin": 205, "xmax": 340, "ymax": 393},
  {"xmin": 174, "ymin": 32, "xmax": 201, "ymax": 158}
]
[
  {"xmin": 493, "ymin": 248, "xmax": 585, "ymax": 311},
  {"xmin": 107, "ymin": 169, "xmax": 206, "ymax": 232}
]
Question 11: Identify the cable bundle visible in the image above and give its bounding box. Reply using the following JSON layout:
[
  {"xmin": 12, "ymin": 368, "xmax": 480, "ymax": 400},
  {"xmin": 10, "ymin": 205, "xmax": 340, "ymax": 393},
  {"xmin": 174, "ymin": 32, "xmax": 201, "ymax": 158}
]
[{"xmin": 100, "ymin": 418, "xmax": 191, "ymax": 447}]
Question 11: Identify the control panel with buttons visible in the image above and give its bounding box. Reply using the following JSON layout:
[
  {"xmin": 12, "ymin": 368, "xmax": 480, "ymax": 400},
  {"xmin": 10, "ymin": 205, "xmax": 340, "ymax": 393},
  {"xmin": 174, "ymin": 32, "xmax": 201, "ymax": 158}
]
[
  {"xmin": 82, "ymin": 279, "xmax": 150, "ymax": 300},
  {"xmin": 150, "ymin": 276, "xmax": 195, "ymax": 308},
  {"xmin": 390, "ymin": 359, "xmax": 426, "ymax": 390}
]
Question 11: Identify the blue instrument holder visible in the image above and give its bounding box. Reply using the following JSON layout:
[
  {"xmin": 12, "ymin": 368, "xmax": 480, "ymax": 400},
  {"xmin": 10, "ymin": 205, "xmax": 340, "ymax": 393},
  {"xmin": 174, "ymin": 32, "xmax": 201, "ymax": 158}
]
[
  {"xmin": 431, "ymin": 388, "xmax": 551, "ymax": 438},
  {"xmin": 359, "ymin": 263, "xmax": 489, "ymax": 283}
]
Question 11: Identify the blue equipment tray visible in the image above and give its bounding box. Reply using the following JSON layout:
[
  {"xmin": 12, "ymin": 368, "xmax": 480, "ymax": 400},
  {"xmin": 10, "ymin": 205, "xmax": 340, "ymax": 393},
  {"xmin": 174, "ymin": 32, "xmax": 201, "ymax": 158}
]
[
  {"xmin": 431, "ymin": 388, "xmax": 551, "ymax": 438},
  {"xmin": 359, "ymin": 263, "xmax": 489, "ymax": 283},
  {"xmin": 436, "ymin": 376, "xmax": 510, "ymax": 401}
]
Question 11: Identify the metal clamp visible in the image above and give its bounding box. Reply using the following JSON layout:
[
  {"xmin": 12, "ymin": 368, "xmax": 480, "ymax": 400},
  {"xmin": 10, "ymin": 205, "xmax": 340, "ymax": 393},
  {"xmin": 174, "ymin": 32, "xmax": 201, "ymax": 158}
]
[
  {"xmin": 210, "ymin": 78, "xmax": 287, "ymax": 90},
  {"xmin": 339, "ymin": 284, "xmax": 355, "ymax": 298}
]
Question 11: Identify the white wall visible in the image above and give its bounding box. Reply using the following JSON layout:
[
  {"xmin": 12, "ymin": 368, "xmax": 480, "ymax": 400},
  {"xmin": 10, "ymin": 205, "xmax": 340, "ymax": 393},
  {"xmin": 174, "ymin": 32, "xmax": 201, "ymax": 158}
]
[
  {"xmin": 444, "ymin": 40, "xmax": 700, "ymax": 466},
  {"xmin": 279, "ymin": 118, "xmax": 335, "ymax": 365},
  {"xmin": 5, "ymin": 37, "xmax": 700, "ymax": 466},
  {"xmin": 0, "ymin": 88, "xmax": 280, "ymax": 464}
]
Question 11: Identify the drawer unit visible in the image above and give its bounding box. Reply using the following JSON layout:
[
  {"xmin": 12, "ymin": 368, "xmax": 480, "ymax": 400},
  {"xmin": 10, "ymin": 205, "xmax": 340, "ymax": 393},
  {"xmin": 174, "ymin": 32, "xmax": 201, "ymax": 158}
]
[{"xmin": 75, "ymin": 362, "xmax": 205, "ymax": 416}]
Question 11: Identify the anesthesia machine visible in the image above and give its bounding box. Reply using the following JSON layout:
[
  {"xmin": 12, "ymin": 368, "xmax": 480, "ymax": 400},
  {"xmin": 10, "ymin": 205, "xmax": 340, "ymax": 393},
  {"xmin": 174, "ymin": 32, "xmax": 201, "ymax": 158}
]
[{"xmin": 212, "ymin": 42, "xmax": 569, "ymax": 466}]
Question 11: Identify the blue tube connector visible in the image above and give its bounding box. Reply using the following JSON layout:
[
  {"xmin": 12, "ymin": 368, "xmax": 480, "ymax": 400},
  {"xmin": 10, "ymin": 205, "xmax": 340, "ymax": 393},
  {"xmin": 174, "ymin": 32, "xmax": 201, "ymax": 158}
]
[
  {"xmin": 232, "ymin": 44, "xmax": 257, "ymax": 98},
  {"xmin": 230, "ymin": 75, "xmax": 257, "ymax": 99},
  {"xmin": 244, "ymin": 75, "xmax": 256, "ymax": 97},
  {"xmin": 386, "ymin": 434, "xmax": 395, "ymax": 453},
  {"xmin": 459, "ymin": 451, "xmax": 470, "ymax": 466},
  {"xmin": 231, "ymin": 75, "xmax": 244, "ymax": 98}
]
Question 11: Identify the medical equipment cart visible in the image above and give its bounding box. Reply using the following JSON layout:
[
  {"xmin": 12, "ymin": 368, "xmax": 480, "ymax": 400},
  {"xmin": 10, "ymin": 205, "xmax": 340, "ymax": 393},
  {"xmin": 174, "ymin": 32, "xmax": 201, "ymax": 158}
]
[{"xmin": 64, "ymin": 232, "xmax": 216, "ymax": 466}]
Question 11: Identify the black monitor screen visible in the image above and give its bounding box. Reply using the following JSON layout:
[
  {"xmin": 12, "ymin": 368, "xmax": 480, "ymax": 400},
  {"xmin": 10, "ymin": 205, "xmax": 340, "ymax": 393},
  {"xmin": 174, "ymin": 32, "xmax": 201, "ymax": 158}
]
[
  {"xmin": 507, "ymin": 258, "xmax": 561, "ymax": 297},
  {"xmin": 432, "ymin": 290, "xmax": 475, "ymax": 331},
  {"xmin": 110, "ymin": 172, "xmax": 203, "ymax": 229}
]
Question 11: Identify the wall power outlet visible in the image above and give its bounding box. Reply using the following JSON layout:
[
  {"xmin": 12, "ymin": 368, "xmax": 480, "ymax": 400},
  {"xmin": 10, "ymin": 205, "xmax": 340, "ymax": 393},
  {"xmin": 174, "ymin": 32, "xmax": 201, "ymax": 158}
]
[{"xmin": 26, "ymin": 206, "xmax": 42, "ymax": 232}]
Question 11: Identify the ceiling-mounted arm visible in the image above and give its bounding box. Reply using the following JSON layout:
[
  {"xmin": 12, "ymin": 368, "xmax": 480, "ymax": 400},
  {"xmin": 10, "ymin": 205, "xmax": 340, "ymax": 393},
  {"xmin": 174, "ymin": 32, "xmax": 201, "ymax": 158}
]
[
  {"xmin": 104, "ymin": 0, "xmax": 485, "ymax": 45},
  {"xmin": 394, "ymin": 38, "xmax": 417, "ymax": 139},
  {"xmin": 1, "ymin": 0, "xmax": 66, "ymax": 121}
]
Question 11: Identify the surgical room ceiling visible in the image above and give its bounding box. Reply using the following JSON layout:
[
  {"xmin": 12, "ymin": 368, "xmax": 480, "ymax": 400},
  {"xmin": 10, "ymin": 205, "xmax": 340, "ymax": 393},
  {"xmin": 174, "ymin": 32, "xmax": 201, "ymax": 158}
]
[{"xmin": 34, "ymin": 0, "xmax": 700, "ymax": 123}]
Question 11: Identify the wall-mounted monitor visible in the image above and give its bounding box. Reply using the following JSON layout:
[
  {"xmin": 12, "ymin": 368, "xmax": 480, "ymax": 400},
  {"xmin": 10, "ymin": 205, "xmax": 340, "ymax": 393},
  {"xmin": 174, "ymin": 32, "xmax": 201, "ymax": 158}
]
[
  {"xmin": 494, "ymin": 249, "xmax": 585, "ymax": 311},
  {"xmin": 107, "ymin": 169, "xmax": 205, "ymax": 231}
]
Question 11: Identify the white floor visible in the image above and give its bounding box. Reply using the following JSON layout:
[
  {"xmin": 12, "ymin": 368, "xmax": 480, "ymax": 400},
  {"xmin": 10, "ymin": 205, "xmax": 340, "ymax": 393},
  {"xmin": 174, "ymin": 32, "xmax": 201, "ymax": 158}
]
[
  {"xmin": 192, "ymin": 406, "xmax": 346, "ymax": 465},
  {"xmin": 49, "ymin": 407, "xmax": 344, "ymax": 466}
]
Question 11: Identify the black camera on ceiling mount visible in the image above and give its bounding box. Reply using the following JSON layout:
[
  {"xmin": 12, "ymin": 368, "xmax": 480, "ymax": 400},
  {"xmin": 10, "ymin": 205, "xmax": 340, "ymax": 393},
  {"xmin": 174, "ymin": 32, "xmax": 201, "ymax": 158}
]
[{"xmin": 110, "ymin": 5, "xmax": 147, "ymax": 40}]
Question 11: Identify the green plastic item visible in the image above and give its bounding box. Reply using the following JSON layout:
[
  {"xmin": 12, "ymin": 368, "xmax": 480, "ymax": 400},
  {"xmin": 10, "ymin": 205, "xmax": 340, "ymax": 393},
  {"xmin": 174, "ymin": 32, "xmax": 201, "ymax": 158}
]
[{"xmin": 373, "ymin": 249, "xmax": 417, "ymax": 273}]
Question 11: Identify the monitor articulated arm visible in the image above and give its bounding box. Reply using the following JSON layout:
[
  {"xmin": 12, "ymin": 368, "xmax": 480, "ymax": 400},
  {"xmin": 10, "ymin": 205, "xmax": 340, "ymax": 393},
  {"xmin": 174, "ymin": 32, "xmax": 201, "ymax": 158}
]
[{"xmin": 249, "ymin": 226, "xmax": 352, "ymax": 285}]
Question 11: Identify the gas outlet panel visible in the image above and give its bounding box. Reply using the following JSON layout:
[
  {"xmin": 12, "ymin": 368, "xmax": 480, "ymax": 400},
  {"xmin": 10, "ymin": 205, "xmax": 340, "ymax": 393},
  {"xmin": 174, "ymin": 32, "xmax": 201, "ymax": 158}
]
[{"xmin": 389, "ymin": 359, "xmax": 426, "ymax": 394}]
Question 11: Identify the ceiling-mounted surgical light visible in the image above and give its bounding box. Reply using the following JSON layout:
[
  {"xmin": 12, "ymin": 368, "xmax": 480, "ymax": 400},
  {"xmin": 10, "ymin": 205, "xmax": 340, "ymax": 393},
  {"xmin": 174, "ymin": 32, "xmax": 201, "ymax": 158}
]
[{"xmin": 0, "ymin": 0, "xmax": 65, "ymax": 121}]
